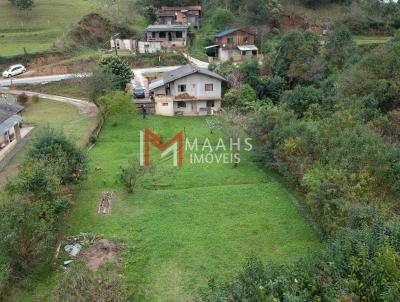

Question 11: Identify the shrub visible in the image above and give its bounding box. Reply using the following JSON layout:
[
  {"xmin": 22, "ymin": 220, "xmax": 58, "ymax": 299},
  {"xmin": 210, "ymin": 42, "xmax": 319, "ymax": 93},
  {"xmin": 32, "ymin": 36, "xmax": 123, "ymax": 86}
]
[
  {"xmin": 89, "ymin": 134, "xmax": 97, "ymax": 145},
  {"xmin": 30, "ymin": 94, "xmax": 39, "ymax": 104},
  {"xmin": 280, "ymin": 86, "xmax": 322, "ymax": 117},
  {"xmin": 119, "ymin": 157, "xmax": 147, "ymax": 193},
  {"xmin": 28, "ymin": 128, "xmax": 87, "ymax": 184},
  {"xmin": 17, "ymin": 93, "xmax": 28, "ymax": 105},
  {"xmin": 201, "ymin": 218, "xmax": 400, "ymax": 302},
  {"xmin": 98, "ymin": 91, "xmax": 134, "ymax": 119},
  {"xmin": 0, "ymin": 200, "xmax": 56, "ymax": 274}
]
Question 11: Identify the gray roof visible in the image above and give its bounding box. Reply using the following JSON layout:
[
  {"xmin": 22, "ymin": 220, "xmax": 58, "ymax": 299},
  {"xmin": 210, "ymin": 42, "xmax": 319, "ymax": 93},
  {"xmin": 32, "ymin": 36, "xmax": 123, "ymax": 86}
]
[
  {"xmin": 149, "ymin": 64, "xmax": 226, "ymax": 91},
  {"xmin": 0, "ymin": 103, "xmax": 23, "ymax": 124},
  {"xmin": 146, "ymin": 24, "xmax": 189, "ymax": 32},
  {"xmin": 0, "ymin": 115, "xmax": 22, "ymax": 134}
]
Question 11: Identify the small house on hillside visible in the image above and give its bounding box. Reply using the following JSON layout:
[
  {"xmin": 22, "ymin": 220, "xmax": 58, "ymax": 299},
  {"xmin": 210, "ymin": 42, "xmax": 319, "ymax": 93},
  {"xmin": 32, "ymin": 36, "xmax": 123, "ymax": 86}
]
[
  {"xmin": 158, "ymin": 6, "xmax": 202, "ymax": 29},
  {"xmin": 110, "ymin": 38, "xmax": 136, "ymax": 52},
  {"xmin": 149, "ymin": 64, "xmax": 226, "ymax": 116},
  {"xmin": 146, "ymin": 24, "xmax": 189, "ymax": 48},
  {"xmin": 205, "ymin": 28, "xmax": 259, "ymax": 62},
  {"xmin": 0, "ymin": 102, "xmax": 24, "ymax": 161}
]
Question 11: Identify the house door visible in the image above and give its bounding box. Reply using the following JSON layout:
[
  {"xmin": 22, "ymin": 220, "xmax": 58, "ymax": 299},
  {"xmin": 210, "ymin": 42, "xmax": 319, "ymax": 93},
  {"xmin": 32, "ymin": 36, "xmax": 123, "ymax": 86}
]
[{"xmin": 168, "ymin": 32, "xmax": 172, "ymax": 41}]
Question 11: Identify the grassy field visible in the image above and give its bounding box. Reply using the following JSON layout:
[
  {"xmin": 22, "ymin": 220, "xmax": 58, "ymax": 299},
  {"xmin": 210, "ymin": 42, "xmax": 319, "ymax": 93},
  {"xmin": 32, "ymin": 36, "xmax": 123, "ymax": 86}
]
[
  {"xmin": 0, "ymin": 98, "xmax": 97, "ymax": 187},
  {"xmin": 0, "ymin": 0, "xmax": 94, "ymax": 56},
  {"xmin": 354, "ymin": 35, "xmax": 391, "ymax": 45},
  {"xmin": 9, "ymin": 113, "xmax": 320, "ymax": 301},
  {"xmin": 15, "ymin": 79, "xmax": 90, "ymax": 100}
]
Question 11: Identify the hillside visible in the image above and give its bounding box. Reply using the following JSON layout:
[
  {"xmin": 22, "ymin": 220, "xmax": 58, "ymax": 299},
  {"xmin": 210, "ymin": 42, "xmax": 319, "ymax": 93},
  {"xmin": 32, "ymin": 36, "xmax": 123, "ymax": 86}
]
[{"xmin": 0, "ymin": 0, "xmax": 94, "ymax": 56}]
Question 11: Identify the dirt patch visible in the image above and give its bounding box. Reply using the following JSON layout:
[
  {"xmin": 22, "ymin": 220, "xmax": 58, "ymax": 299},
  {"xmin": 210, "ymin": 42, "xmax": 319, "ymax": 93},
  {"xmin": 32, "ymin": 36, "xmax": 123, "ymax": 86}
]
[
  {"xmin": 98, "ymin": 191, "xmax": 116, "ymax": 214},
  {"xmin": 29, "ymin": 53, "xmax": 69, "ymax": 69},
  {"xmin": 78, "ymin": 239, "xmax": 119, "ymax": 271}
]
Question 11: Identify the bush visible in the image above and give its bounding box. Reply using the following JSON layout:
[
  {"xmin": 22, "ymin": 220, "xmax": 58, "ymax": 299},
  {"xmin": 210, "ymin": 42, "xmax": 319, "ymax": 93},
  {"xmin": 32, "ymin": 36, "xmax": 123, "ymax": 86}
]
[
  {"xmin": 27, "ymin": 128, "xmax": 87, "ymax": 184},
  {"xmin": 118, "ymin": 157, "xmax": 147, "ymax": 193},
  {"xmin": 280, "ymin": 85, "xmax": 323, "ymax": 117},
  {"xmin": 201, "ymin": 218, "xmax": 400, "ymax": 302},
  {"xmin": 98, "ymin": 91, "xmax": 134, "ymax": 119},
  {"xmin": 30, "ymin": 94, "xmax": 39, "ymax": 104},
  {"xmin": 89, "ymin": 134, "xmax": 97, "ymax": 145},
  {"xmin": 17, "ymin": 93, "xmax": 28, "ymax": 105},
  {"xmin": 0, "ymin": 200, "xmax": 56, "ymax": 274}
]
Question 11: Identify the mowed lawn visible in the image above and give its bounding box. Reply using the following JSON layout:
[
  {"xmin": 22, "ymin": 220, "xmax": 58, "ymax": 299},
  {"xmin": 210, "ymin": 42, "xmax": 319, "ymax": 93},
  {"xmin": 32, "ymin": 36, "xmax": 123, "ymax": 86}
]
[
  {"xmin": 0, "ymin": 98, "xmax": 97, "ymax": 187},
  {"xmin": 0, "ymin": 0, "xmax": 93, "ymax": 56},
  {"xmin": 47, "ymin": 114, "xmax": 320, "ymax": 301},
  {"xmin": 7, "ymin": 113, "xmax": 320, "ymax": 301}
]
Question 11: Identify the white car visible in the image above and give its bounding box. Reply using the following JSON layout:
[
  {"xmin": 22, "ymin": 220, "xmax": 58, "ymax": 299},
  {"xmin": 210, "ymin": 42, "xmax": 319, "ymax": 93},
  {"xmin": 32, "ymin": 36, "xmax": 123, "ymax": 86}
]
[{"xmin": 2, "ymin": 64, "xmax": 27, "ymax": 78}]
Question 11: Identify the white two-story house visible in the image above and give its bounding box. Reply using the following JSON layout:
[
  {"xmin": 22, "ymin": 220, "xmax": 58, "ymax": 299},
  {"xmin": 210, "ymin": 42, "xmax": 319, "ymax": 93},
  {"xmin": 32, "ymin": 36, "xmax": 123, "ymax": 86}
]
[{"xmin": 149, "ymin": 64, "xmax": 226, "ymax": 116}]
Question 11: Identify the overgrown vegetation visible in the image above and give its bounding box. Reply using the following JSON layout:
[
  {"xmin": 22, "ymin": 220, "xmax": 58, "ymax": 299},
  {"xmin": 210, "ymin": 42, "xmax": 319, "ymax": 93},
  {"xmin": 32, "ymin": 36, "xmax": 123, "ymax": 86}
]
[
  {"xmin": 0, "ymin": 129, "xmax": 87, "ymax": 296},
  {"xmin": 200, "ymin": 23, "xmax": 400, "ymax": 301}
]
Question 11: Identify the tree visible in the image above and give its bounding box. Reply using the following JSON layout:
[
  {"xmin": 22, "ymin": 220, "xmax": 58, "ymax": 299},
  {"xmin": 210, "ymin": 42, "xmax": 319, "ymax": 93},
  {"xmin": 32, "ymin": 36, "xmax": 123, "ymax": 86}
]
[
  {"xmin": 208, "ymin": 109, "xmax": 249, "ymax": 167},
  {"xmin": 325, "ymin": 25, "xmax": 356, "ymax": 69},
  {"xmin": 144, "ymin": 6, "xmax": 158, "ymax": 24},
  {"xmin": 223, "ymin": 84, "xmax": 257, "ymax": 109},
  {"xmin": 27, "ymin": 128, "xmax": 87, "ymax": 184},
  {"xmin": 98, "ymin": 91, "xmax": 134, "ymax": 119},
  {"xmin": 339, "ymin": 34, "xmax": 400, "ymax": 112},
  {"xmin": 243, "ymin": 0, "xmax": 281, "ymax": 26},
  {"xmin": 210, "ymin": 8, "xmax": 235, "ymax": 31},
  {"xmin": 273, "ymin": 31, "xmax": 321, "ymax": 86},
  {"xmin": 0, "ymin": 200, "xmax": 56, "ymax": 273},
  {"xmin": 281, "ymin": 86, "xmax": 322, "ymax": 117},
  {"xmin": 99, "ymin": 56, "xmax": 133, "ymax": 90},
  {"xmin": 80, "ymin": 69, "xmax": 119, "ymax": 104}
]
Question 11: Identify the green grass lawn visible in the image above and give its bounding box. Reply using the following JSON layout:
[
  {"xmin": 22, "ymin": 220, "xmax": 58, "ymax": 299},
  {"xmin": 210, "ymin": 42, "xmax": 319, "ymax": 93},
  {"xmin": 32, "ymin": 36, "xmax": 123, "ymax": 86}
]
[
  {"xmin": 16, "ymin": 78, "xmax": 90, "ymax": 100},
  {"xmin": 0, "ymin": 0, "xmax": 94, "ymax": 56},
  {"xmin": 9, "ymin": 113, "xmax": 320, "ymax": 301},
  {"xmin": 354, "ymin": 35, "xmax": 391, "ymax": 45},
  {"xmin": 0, "ymin": 98, "xmax": 97, "ymax": 187}
]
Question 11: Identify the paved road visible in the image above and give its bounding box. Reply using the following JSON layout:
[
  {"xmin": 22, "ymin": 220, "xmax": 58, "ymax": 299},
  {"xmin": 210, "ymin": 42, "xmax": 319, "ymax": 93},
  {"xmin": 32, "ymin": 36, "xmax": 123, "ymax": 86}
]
[
  {"xmin": 183, "ymin": 53, "xmax": 209, "ymax": 68},
  {"xmin": 0, "ymin": 73, "xmax": 91, "ymax": 87},
  {"xmin": 0, "ymin": 55, "xmax": 209, "ymax": 92}
]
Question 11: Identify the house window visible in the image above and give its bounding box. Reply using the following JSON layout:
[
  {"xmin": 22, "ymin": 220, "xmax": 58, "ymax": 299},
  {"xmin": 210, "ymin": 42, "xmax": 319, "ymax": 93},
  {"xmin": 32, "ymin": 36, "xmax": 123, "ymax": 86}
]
[
  {"xmin": 159, "ymin": 31, "xmax": 166, "ymax": 38},
  {"xmin": 176, "ymin": 31, "xmax": 183, "ymax": 38},
  {"xmin": 207, "ymin": 100, "xmax": 215, "ymax": 108},
  {"xmin": 205, "ymin": 84, "xmax": 213, "ymax": 91},
  {"xmin": 151, "ymin": 32, "xmax": 156, "ymax": 39},
  {"xmin": 178, "ymin": 84, "xmax": 186, "ymax": 92},
  {"xmin": 243, "ymin": 36, "xmax": 248, "ymax": 43},
  {"xmin": 227, "ymin": 37, "xmax": 235, "ymax": 44},
  {"xmin": 162, "ymin": 103, "xmax": 169, "ymax": 106},
  {"xmin": 177, "ymin": 101, "xmax": 186, "ymax": 108}
]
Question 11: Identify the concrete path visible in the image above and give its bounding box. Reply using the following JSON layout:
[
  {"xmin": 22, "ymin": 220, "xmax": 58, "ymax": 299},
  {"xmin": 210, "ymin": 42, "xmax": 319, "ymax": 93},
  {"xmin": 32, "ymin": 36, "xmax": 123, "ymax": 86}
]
[
  {"xmin": 182, "ymin": 53, "xmax": 209, "ymax": 68},
  {"xmin": 0, "ymin": 88, "xmax": 98, "ymax": 117}
]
